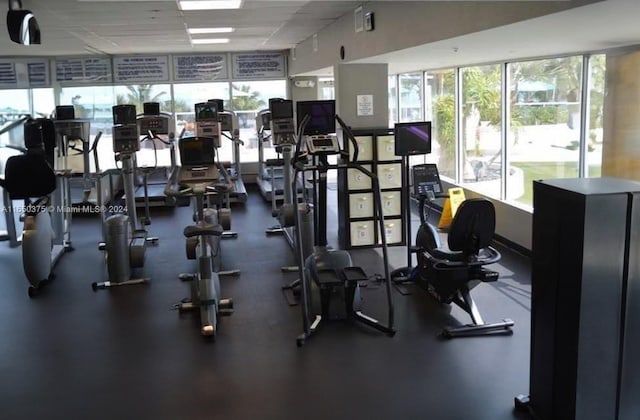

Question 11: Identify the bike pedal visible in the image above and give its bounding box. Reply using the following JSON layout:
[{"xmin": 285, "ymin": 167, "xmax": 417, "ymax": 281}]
[
  {"xmin": 179, "ymin": 273, "xmax": 196, "ymax": 281},
  {"xmin": 218, "ymin": 309, "xmax": 234, "ymax": 316}
]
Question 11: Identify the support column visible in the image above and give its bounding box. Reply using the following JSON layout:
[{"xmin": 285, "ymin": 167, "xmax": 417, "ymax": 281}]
[
  {"xmin": 334, "ymin": 63, "xmax": 388, "ymax": 128},
  {"xmin": 602, "ymin": 49, "xmax": 640, "ymax": 180}
]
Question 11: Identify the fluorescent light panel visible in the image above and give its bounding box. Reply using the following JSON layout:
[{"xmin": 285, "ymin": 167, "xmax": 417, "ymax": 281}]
[
  {"xmin": 191, "ymin": 38, "xmax": 230, "ymax": 44},
  {"xmin": 179, "ymin": 0, "xmax": 242, "ymax": 10},
  {"xmin": 188, "ymin": 27, "xmax": 234, "ymax": 34}
]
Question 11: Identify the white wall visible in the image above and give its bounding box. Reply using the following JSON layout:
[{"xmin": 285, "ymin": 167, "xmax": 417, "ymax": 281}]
[{"xmin": 289, "ymin": 0, "xmax": 599, "ymax": 76}]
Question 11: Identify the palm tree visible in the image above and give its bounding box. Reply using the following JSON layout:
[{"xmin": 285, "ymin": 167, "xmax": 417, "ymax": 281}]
[
  {"xmin": 228, "ymin": 84, "xmax": 266, "ymax": 111},
  {"xmin": 116, "ymin": 85, "xmax": 168, "ymax": 113}
]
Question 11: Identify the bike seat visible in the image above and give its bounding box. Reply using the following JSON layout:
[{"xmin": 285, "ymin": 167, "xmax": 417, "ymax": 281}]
[
  {"xmin": 183, "ymin": 224, "xmax": 224, "ymax": 238},
  {"xmin": 265, "ymin": 158, "xmax": 284, "ymax": 167}
]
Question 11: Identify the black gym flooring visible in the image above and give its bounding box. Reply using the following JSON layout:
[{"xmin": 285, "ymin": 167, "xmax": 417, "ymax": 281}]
[{"xmin": 0, "ymin": 184, "xmax": 532, "ymax": 420}]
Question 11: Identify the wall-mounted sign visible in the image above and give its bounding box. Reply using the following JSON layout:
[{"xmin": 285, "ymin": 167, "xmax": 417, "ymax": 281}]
[
  {"xmin": 357, "ymin": 94, "xmax": 374, "ymax": 116},
  {"xmin": 231, "ymin": 52, "xmax": 286, "ymax": 80},
  {"xmin": 173, "ymin": 54, "xmax": 228, "ymax": 82},
  {"xmin": 113, "ymin": 55, "xmax": 169, "ymax": 83},
  {"xmin": 0, "ymin": 59, "xmax": 50, "ymax": 89},
  {"xmin": 56, "ymin": 57, "xmax": 112, "ymax": 84}
]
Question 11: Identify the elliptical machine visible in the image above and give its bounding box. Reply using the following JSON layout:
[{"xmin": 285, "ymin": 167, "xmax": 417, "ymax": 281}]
[
  {"xmin": 92, "ymin": 105, "xmax": 158, "ymax": 291},
  {"xmin": 0, "ymin": 118, "xmax": 63, "ymax": 297},
  {"xmin": 263, "ymin": 99, "xmax": 314, "ymax": 301},
  {"xmin": 292, "ymin": 101, "xmax": 396, "ymax": 346}
]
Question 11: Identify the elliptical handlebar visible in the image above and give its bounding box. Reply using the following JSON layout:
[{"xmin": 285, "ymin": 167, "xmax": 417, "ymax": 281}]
[{"xmin": 335, "ymin": 114, "xmax": 359, "ymax": 163}]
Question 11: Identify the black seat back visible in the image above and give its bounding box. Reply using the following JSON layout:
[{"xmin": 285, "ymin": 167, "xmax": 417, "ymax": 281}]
[
  {"xmin": 448, "ymin": 198, "xmax": 496, "ymax": 257},
  {"xmin": 2, "ymin": 153, "xmax": 56, "ymax": 200}
]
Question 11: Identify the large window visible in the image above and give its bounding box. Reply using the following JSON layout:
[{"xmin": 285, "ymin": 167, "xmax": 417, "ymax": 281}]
[
  {"xmin": 587, "ymin": 54, "xmax": 605, "ymax": 178},
  {"xmin": 0, "ymin": 89, "xmax": 30, "ymax": 148},
  {"xmin": 507, "ymin": 57, "xmax": 583, "ymax": 206},
  {"xmin": 461, "ymin": 65, "xmax": 503, "ymax": 199},
  {"xmin": 32, "ymin": 88, "xmax": 55, "ymax": 117},
  {"xmin": 388, "ymin": 75, "xmax": 398, "ymax": 128},
  {"xmin": 425, "ymin": 69, "xmax": 456, "ymax": 180},
  {"xmin": 60, "ymin": 86, "xmax": 115, "ymax": 170},
  {"xmin": 318, "ymin": 77, "xmax": 334, "ymax": 100},
  {"xmin": 228, "ymin": 80, "xmax": 286, "ymax": 162},
  {"xmin": 399, "ymin": 73, "xmax": 423, "ymax": 123},
  {"xmin": 172, "ymin": 82, "xmax": 231, "ymax": 161}
]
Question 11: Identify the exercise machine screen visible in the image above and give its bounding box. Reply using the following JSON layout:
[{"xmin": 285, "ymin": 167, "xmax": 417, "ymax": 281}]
[
  {"xmin": 195, "ymin": 102, "xmax": 218, "ymax": 122},
  {"xmin": 412, "ymin": 163, "xmax": 443, "ymax": 197},
  {"xmin": 296, "ymin": 100, "xmax": 336, "ymax": 135},
  {"xmin": 179, "ymin": 137, "xmax": 215, "ymax": 166},
  {"xmin": 395, "ymin": 121, "xmax": 432, "ymax": 156}
]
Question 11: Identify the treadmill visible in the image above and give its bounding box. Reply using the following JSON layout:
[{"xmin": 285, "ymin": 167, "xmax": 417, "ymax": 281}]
[
  {"xmin": 135, "ymin": 102, "xmax": 176, "ymax": 208},
  {"xmin": 255, "ymin": 109, "xmax": 285, "ymax": 202}
]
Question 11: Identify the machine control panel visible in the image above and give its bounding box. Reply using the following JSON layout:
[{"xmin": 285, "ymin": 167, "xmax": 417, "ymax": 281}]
[
  {"xmin": 138, "ymin": 115, "xmax": 170, "ymax": 135},
  {"xmin": 412, "ymin": 163, "xmax": 443, "ymax": 197},
  {"xmin": 195, "ymin": 121, "xmax": 221, "ymax": 148},
  {"xmin": 305, "ymin": 135, "xmax": 340, "ymax": 155},
  {"xmin": 269, "ymin": 99, "xmax": 295, "ymax": 145},
  {"xmin": 113, "ymin": 124, "xmax": 140, "ymax": 153}
]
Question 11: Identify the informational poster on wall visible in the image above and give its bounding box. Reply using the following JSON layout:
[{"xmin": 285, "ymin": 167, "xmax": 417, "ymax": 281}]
[
  {"xmin": 231, "ymin": 52, "xmax": 286, "ymax": 79},
  {"xmin": 357, "ymin": 94, "xmax": 374, "ymax": 116},
  {"xmin": 56, "ymin": 57, "xmax": 112, "ymax": 84},
  {"xmin": 0, "ymin": 59, "xmax": 50, "ymax": 88},
  {"xmin": 173, "ymin": 54, "xmax": 228, "ymax": 82},
  {"xmin": 113, "ymin": 55, "xmax": 169, "ymax": 83}
]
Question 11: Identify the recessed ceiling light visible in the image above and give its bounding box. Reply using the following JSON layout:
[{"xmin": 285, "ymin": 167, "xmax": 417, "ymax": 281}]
[
  {"xmin": 178, "ymin": 0, "xmax": 242, "ymax": 10},
  {"xmin": 188, "ymin": 27, "xmax": 234, "ymax": 34},
  {"xmin": 191, "ymin": 38, "xmax": 230, "ymax": 44}
]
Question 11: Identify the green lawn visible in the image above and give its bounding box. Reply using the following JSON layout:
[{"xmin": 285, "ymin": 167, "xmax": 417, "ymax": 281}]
[{"xmin": 511, "ymin": 162, "xmax": 602, "ymax": 206}]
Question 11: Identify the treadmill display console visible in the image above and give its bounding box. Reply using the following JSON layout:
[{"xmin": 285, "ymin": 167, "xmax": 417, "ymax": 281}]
[
  {"xmin": 412, "ymin": 163, "xmax": 443, "ymax": 197},
  {"xmin": 113, "ymin": 125, "xmax": 140, "ymax": 153},
  {"xmin": 138, "ymin": 116, "xmax": 170, "ymax": 135},
  {"xmin": 305, "ymin": 136, "xmax": 339, "ymax": 155}
]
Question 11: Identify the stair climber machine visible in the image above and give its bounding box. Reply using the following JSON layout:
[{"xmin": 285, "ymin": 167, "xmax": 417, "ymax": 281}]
[
  {"xmin": 164, "ymin": 103, "xmax": 237, "ymax": 337},
  {"xmin": 210, "ymin": 100, "xmax": 247, "ymax": 204},
  {"xmin": 92, "ymin": 105, "xmax": 159, "ymax": 291},
  {"xmin": 292, "ymin": 100, "xmax": 396, "ymax": 346},
  {"xmin": 263, "ymin": 99, "xmax": 315, "ymax": 304},
  {"xmin": 136, "ymin": 102, "xmax": 177, "ymax": 209},
  {"xmin": 0, "ymin": 118, "xmax": 72, "ymax": 297}
]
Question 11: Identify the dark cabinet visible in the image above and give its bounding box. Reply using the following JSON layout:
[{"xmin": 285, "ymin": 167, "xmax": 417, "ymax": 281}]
[{"xmin": 529, "ymin": 177, "xmax": 640, "ymax": 420}]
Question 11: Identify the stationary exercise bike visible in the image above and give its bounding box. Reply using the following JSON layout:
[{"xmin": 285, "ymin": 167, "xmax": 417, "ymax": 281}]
[
  {"xmin": 410, "ymin": 164, "xmax": 514, "ymax": 338},
  {"xmin": 92, "ymin": 105, "xmax": 158, "ymax": 291},
  {"xmin": 164, "ymin": 102, "xmax": 236, "ymax": 337},
  {"xmin": 0, "ymin": 118, "xmax": 61, "ymax": 297},
  {"xmin": 292, "ymin": 100, "xmax": 395, "ymax": 346}
]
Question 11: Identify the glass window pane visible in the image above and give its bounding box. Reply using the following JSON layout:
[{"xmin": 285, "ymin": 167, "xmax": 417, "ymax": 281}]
[
  {"xmin": 587, "ymin": 54, "xmax": 605, "ymax": 178},
  {"xmin": 399, "ymin": 73, "xmax": 425, "ymax": 167},
  {"xmin": 461, "ymin": 65, "xmax": 503, "ymax": 200},
  {"xmin": 59, "ymin": 86, "xmax": 115, "ymax": 170},
  {"xmin": 388, "ymin": 75, "xmax": 397, "ymax": 128},
  {"xmin": 33, "ymin": 88, "xmax": 55, "ymax": 118},
  {"xmin": 425, "ymin": 69, "xmax": 456, "ymax": 180},
  {"xmin": 229, "ymin": 80, "xmax": 287, "ymax": 163},
  {"xmin": 0, "ymin": 89, "xmax": 30, "ymax": 147},
  {"xmin": 318, "ymin": 77, "xmax": 334, "ymax": 100},
  {"xmin": 507, "ymin": 57, "xmax": 583, "ymax": 207},
  {"xmin": 172, "ymin": 81, "xmax": 231, "ymax": 160}
]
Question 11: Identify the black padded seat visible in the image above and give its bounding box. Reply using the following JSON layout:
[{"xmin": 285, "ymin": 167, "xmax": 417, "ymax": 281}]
[
  {"xmin": 0, "ymin": 153, "xmax": 56, "ymax": 200},
  {"xmin": 183, "ymin": 224, "xmax": 224, "ymax": 238}
]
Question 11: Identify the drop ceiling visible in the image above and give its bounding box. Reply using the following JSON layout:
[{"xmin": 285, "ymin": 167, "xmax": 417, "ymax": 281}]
[{"xmin": 1, "ymin": 0, "xmax": 362, "ymax": 56}]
